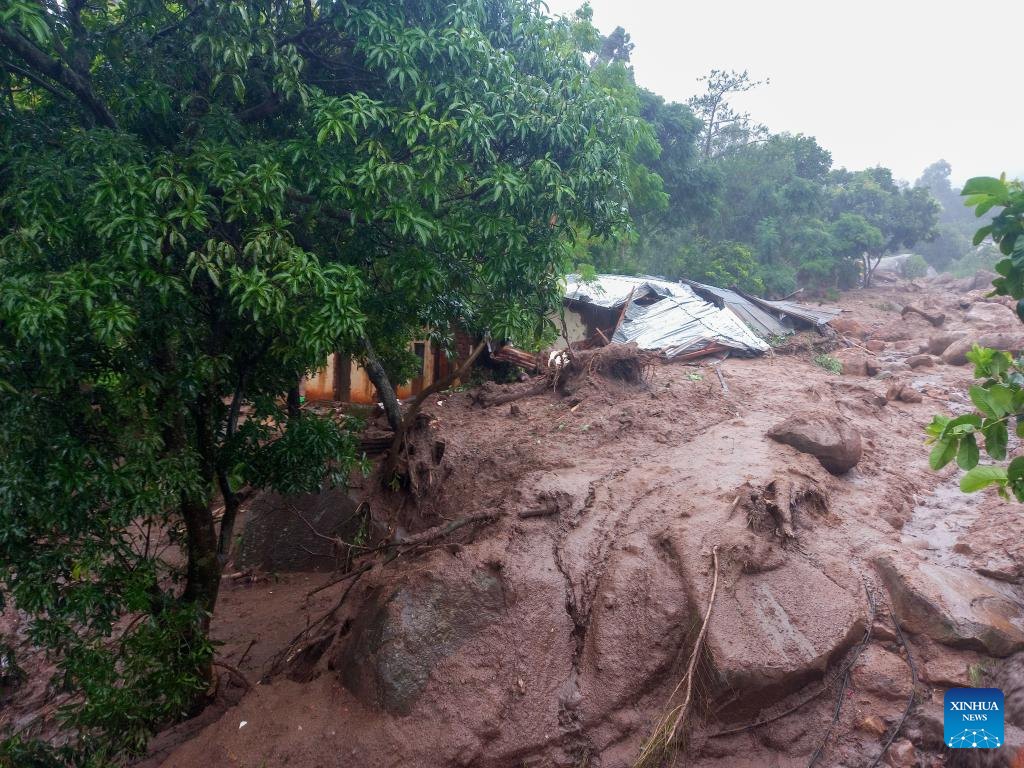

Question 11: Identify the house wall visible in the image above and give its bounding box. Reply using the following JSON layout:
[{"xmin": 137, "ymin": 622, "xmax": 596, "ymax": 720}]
[{"xmin": 303, "ymin": 340, "xmax": 446, "ymax": 405}]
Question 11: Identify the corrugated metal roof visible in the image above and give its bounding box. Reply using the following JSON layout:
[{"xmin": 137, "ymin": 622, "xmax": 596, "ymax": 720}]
[
  {"xmin": 737, "ymin": 292, "xmax": 842, "ymax": 327},
  {"xmin": 563, "ymin": 274, "xmax": 689, "ymax": 309},
  {"xmin": 611, "ymin": 290, "xmax": 770, "ymax": 358},
  {"xmin": 681, "ymin": 280, "xmax": 793, "ymax": 339}
]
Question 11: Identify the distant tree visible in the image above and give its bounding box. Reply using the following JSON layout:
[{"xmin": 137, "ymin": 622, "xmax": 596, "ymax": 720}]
[
  {"xmin": 687, "ymin": 69, "xmax": 770, "ymax": 160},
  {"xmin": 915, "ymin": 159, "xmax": 986, "ymax": 269},
  {"xmin": 829, "ymin": 168, "xmax": 939, "ymax": 285}
]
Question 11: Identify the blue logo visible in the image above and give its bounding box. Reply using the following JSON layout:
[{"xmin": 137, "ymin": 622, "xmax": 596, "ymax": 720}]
[{"xmin": 944, "ymin": 688, "xmax": 1004, "ymax": 749}]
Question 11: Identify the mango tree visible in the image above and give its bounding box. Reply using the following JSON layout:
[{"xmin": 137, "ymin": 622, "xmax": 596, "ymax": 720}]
[{"xmin": 0, "ymin": 0, "xmax": 637, "ymax": 761}]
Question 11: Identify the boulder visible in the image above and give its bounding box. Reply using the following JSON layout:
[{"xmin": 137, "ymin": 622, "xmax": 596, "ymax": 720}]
[
  {"xmin": 942, "ymin": 334, "xmax": 1024, "ymax": 365},
  {"xmin": 875, "ymin": 557, "xmax": 1024, "ymax": 657},
  {"xmin": 906, "ymin": 354, "xmax": 935, "ymax": 369},
  {"xmin": 767, "ymin": 412, "xmax": 863, "ymax": 474},
  {"xmin": 833, "ymin": 347, "xmax": 881, "ymax": 377},
  {"xmin": 829, "ymin": 316, "xmax": 868, "ymax": 338},
  {"xmin": 865, "ymin": 339, "xmax": 887, "ymax": 353},
  {"xmin": 885, "ymin": 382, "xmax": 923, "ymax": 403},
  {"xmin": 927, "ymin": 331, "xmax": 966, "ymax": 355},
  {"xmin": 966, "ymin": 301, "xmax": 1019, "ymax": 328},
  {"xmin": 332, "ymin": 564, "xmax": 505, "ymax": 714},
  {"xmin": 970, "ymin": 269, "xmax": 999, "ymax": 291},
  {"xmin": 234, "ymin": 489, "xmax": 359, "ymax": 572},
  {"xmin": 701, "ymin": 554, "xmax": 865, "ymax": 709}
]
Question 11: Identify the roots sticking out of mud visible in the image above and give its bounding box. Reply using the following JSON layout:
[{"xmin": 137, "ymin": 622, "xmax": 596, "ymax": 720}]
[
  {"xmin": 553, "ymin": 343, "xmax": 656, "ymax": 395},
  {"xmin": 473, "ymin": 342, "xmax": 657, "ymax": 408}
]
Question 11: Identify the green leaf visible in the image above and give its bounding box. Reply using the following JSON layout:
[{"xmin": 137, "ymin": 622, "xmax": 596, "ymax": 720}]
[
  {"xmin": 969, "ymin": 386, "xmax": 998, "ymax": 418},
  {"xmin": 960, "ymin": 465, "xmax": 1008, "ymax": 493},
  {"xmin": 961, "ymin": 177, "xmax": 1007, "ymax": 197},
  {"xmin": 956, "ymin": 434, "xmax": 979, "ymax": 470},
  {"xmin": 983, "ymin": 420, "xmax": 1009, "ymax": 460},
  {"xmin": 929, "ymin": 438, "xmax": 957, "ymax": 470}
]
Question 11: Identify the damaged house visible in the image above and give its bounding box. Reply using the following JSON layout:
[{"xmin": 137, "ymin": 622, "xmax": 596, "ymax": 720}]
[{"xmin": 304, "ymin": 273, "xmax": 841, "ymax": 404}]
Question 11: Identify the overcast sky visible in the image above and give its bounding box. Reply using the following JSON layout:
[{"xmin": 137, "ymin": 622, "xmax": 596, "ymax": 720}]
[{"xmin": 543, "ymin": 0, "xmax": 1022, "ymax": 186}]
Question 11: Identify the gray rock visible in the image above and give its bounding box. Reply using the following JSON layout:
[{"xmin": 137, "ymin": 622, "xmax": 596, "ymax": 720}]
[
  {"xmin": 768, "ymin": 412, "xmax": 863, "ymax": 474},
  {"xmin": 876, "ymin": 556, "xmax": 1024, "ymax": 657},
  {"xmin": 333, "ymin": 566, "xmax": 504, "ymax": 714},
  {"xmin": 235, "ymin": 489, "xmax": 359, "ymax": 572}
]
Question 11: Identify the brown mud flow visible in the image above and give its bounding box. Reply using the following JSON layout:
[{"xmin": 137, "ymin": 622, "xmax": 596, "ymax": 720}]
[{"xmin": 7, "ymin": 273, "xmax": 1024, "ymax": 768}]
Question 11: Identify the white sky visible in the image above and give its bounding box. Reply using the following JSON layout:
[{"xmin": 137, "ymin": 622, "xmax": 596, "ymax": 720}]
[{"xmin": 543, "ymin": 0, "xmax": 1023, "ymax": 186}]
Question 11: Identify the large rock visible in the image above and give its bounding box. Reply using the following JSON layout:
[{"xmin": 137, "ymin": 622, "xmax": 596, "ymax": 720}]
[
  {"xmin": 829, "ymin": 316, "xmax": 868, "ymax": 338},
  {"xmin": 927, "ymin": 331, "xmax": 967, "ymax": 355},
  {"xmin": 966, "ymin": 301, "xmax": 1019, "ymax": 328},
  {"xmin": 875, "ymin": 557, "xmax": 1024, "ymax": 657},
  {"xmin": 235, "ymin": 489, "xmax": 359, "ymax": 572},
  {"xmin": 332, "ymin": 564, "xmax": 505, "ymax": 714},
  {"xmin": 768, "ymin": 411, "xmax": 863, "ymax": 474},
  {"xmin": 703, "ymin": 554, "xmax": 865, "ymax": 710},
  {"xmin": 833, "ymin": 347, "xmax": 881, "ymax": 377},
  {"xmin": 942, "ymin": 333, "xmax": 1024, "ymax": 365}
]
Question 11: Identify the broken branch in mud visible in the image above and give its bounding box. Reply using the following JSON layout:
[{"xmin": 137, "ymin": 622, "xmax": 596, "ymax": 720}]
[
  {"xmin": 634, "ymin": 545, "xmax": 720, "ymax": 768},
  {"xmin": 900, "ymin": 304, "xmax": 945, "ymax": 327},
  {"xmin": 307, "ymin": 512, "xmax": 500, "ymax": 597},
  {"xmin": 867, "ymin": 612, "xmax": 918, "ymax": 768},
  {"xmin": 212, "ymin": 660, "xmax": 254, "ymax": 692}
]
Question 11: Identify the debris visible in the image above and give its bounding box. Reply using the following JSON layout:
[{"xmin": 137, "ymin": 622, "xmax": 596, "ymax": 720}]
[
  {"xmin": 901, "ymin": 304, "xmax": 946, "ymax": 327},
  {"xmin": 868, "ymin": 615, "xmax": 918, "ymax": 768},
  {"xmin": 833, "ymin": 347, "xmax": 882, "ymax": 377},
  {"xmin": 857, "ymin": 715, "xmax": 888, "ymax": 736}
]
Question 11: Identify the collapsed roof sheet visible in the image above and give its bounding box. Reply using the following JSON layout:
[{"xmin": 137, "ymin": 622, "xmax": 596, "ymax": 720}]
[
  {"xmin": 737, "ymin": 292, "xmax": 842, "ymax": 327},
  {"xmin": 563, "ymin": 274, "xmax": 689, "ymax": 309},
  {"xmin": 610, "ymin": 287, "xmax": 770, "ymax": 358},
  {"xmin": 681, "ymin": 280, "xmax": 792, "ymax": 338}
]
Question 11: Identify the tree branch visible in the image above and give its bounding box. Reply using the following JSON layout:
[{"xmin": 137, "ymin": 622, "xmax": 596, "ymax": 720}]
[{"xmin": 0, "ymin": 27, "xmax": 117, "ymax": 128}]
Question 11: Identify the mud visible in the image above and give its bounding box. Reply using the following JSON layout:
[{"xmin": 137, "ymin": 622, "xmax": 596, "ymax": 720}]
[{"xmin": 6, "ymin": 274, "xmax": 1024, "ymax": 768}]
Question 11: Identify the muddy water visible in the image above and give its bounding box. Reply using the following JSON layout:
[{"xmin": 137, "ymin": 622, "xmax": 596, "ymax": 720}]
[{"xmin": 901, "ymin": 472, "xmax": 982, "ymax": 568}]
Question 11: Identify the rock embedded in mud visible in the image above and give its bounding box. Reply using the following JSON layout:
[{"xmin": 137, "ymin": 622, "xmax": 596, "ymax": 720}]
[
  {"xmin": 830, "ymin": 316, "xmax": 869, "ymax": 338},
  {"xmin": 875, "ymin": 557, "xmax": 1024, "ymax": 657},
  {"xmin": 834, "ymin": 347, "xmax": 881, "ymax": 377},
  {"xmin": 906, "ymin": 354, "xmax": 935, "ymax": 369},
  {"xmin": 703, "ymin": 553, "xmax": 865, "ymax": 711},
  {"xmin": 965, "ymin": 301, "xmax": 1019, "ymax": 328},
  {"xmin": 927, "ymin": 331, "xmax": 967, "ymax": 356},
  {"xmin": 767, "ymin": 411, "xmax": 863, "ymax": 474},
  {"xmin": 886, "ymin": 738, "xmax": 917, "ymax": 768},
  {"xmin": 235, "ymin": 489, "xmax": 359, "ymax": 572},
  {"xmin": 942, "ymin": 333, "xmax": 1024, "ymax": 365},
  {"xmin": 331, "ymin": 564, "xmax": 505, "ymax": 714}
]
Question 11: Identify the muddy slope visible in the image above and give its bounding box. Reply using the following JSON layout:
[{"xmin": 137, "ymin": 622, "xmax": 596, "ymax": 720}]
[{"xmin": 155, "ymin": 276, "xmax": 1024, "ymax": 768}]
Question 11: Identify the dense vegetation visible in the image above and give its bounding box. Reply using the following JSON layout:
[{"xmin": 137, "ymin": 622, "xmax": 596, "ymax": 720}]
[{"xmin": 0, "ymin": 0, "xmax": 638, "ymax": 763}]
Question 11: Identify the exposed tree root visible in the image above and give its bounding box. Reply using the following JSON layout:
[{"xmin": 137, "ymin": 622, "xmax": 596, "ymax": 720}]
[{"xmin": 633, "ymin": 546, "xmax": 720, "ymax": 768}]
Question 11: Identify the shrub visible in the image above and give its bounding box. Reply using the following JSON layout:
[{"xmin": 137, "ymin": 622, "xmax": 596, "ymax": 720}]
[{"xmin": 901, "ymin": 254, "xmax": 929, "ymax": 279}]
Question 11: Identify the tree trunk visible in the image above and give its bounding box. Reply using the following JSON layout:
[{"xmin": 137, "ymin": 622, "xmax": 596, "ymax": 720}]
[
  {"xmin": 382, "ymin": 339, "xmax": 487, "ymax": 482},
  {"xmin": 286, "ymin": 383, "xmax": 302, "ymax": 420},
  {"xmin": 359, "ymin": 336, "xmax": 403, "ymax": 432}
]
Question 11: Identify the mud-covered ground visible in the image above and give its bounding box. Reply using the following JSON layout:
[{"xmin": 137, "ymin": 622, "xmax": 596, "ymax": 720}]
[{"xmin": 6, "ymin": 273, "xmax": 1024, "ymax": 768}]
